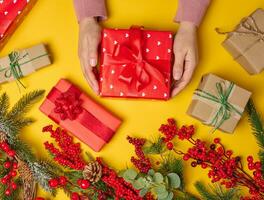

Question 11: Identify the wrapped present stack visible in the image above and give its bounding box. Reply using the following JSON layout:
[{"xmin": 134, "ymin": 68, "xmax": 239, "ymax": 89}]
[
  {"xmin": 187, "ymin": 74, "xmax": 252, "ymax": 133},
  {"xmin": 0, "ymin": 44, "xmax": 51, "ymax": 86},
  {"xmin": 0, "ymin": 0, "xmax": 37, "ymax": 51},
  {"xmin": 99, "ymin": 26, "xmax": 173, "ymax": 100},
  {"xmin": 220, "ymin": 8, "xmax": 264, "ymax": 75},
  {"xmin": 39, "ymin": 79, "xmax": 122, "ymax": 152}
]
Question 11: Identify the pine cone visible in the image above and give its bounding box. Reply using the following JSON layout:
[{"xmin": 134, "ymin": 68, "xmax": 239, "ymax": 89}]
[
  {"xmin": 83, "ymin": 161, "xmax": 102, "ymax": 183},
  {"xmin": 0, "ymin": 131, "xmax": 7, "ymax": 142},
  {"xmin": 18, "ymin": 160, "xmax": 36, "ymax": 200}
]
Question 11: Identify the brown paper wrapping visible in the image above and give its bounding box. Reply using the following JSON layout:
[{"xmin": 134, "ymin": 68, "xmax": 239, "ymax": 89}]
[
  {"xmin": 222, "ymin": 8, "xmax": 264, "ymax": 75},
  {"xmin": 187, "ymin": 74, "xmax": 251, "ymax": 133},
  {"xmin": 0, "ymin": 44, "xmax": 51, "ymax": 84}
]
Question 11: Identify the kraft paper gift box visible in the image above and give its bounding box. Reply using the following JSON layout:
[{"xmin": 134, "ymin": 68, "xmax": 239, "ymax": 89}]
[
  {"xmin": 187, "ymin": 74, "xmax": 252, "ymax": 133},
  {"xmin": 99, "ymin": 26, "xmax": 173, "ymax": 100},
  {"xmin": 39, "ymin": 79, "xmax": 122, "ymax": 152},
  {"xmin": 0, "ymin": 44, "xmax": 51, "ymax": 84},
  {"xmin": 221, "ymin": 8, "xmax": 264, "ymax": 74},
  {"xmin": 0, "ymin": 0, "xmax": 37, "ymax": 51}
]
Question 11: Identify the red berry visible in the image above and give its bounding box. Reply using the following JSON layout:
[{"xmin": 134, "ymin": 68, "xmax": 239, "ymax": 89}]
[
  {"xmin": 0, "ymin": 142, "xmax": 9, "ymax": 151},
  {"xmin": 247, "ymin": 156, "xmax": 253, "ymax": 163},
  {"xmin": 214, "ymin": 138, "xmax": 220, "ymax": 144},
  {"xmin": 49, "ymin": 179, "xmax": 59, "ymax": 188},
  {"xmin": 59, "ymin": 176, "xmax": 67, "ymax": 186},
  {"xmin": 191, "ymin": 162, "xmax": 197, "ymax": 167},
  {"xmin": 10, "ymin": 171, "xmax": 17, "ymax": 177},
  {"xmin": 1, "ymin": 178, "xmax": 7, "ymax": 184},
  {"xmin": 4, "ymin": 161, "xmax": 11, "ymax": 169},
  {"xmin": 183, "ymin": 154, "xmax": 190, "ymax": 161},
  {"xmin": 35, "ymin": 198, "xmax": 45, "ymax": 200},
  {"xmin": 11, "ymin": 182, "xmax": 17, "ymax": 190},
  {"xmin": 77, "ymin": 179, "xmax": 82, "ymax": 186},
  {"xmin": 166, "ymin": 142, "xmax": 174, "ymax": 150},
  {"xmin": 201, "ymin": 163, "xmax": 208, "ymax": 169},
  {"xmin": 5, "ymin": 189, "xmax": 11, "ymax": 196},
  {"xmin": 13, "ymin": 162, "xmax": 18, "ymax": 169},
  {"xmin": 80, "ymin": 179, "xmax": 90, "ymax": 189},
  {"xmin": 7, "ymin": 150, "xmax": 16, "ymax": 157},
  {"xmin": 226, "ymin": 150, "xmax": 233, "ymax": 157},
  {"xmin": 71, "ymin": 192, "xmax": 80, "ymax": 200}
]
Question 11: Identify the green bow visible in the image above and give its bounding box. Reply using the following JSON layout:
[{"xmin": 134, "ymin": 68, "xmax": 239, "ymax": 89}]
[
  {"xmin": 194, "ymin": 82, "xmax": 243, "ymax": 132},
  {"xmin": 0, "ymin": 51, "xmax": 48, "ymax": 90},
  {"xmin": 0, "ymin": 51, "xmax": 27, "ymax": 88}
]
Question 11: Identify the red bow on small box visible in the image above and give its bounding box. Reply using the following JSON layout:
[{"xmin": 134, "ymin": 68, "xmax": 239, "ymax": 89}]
[
  {"xmin": 104, "ymin": 27, "xmax": 167, "ymax": 91},
  {"xmin": 54, "ymin": 91, "xmax": 83, "ymax": 121}
]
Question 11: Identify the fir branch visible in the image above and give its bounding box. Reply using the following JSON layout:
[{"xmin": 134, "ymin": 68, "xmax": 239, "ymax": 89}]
[
  {"xmin": 143, "ymin": 137, "xmax": 165, "ymax": 155},
  {"xmin": 28, "ymin": 161, "xmax": 56, "ymax": 195},
  {"xmin": 246, "ymin": 99, "xmax": 264, "ymax": 149},
  {"xmin": 0, "ymin": 93, "xmax": 9, "ymax": 116},
  {"xmin": 158, "ymin": 154, "xmax": 183, "ymax": 177},
  {"xmin": 6, "ymin": 90, "xmax": 45, "ymax": 121},
  {"xmin": 11, "ymin": 139, "xmax": 36, "ymax": 163},
  {"xmin": 195, "ymin": 181, "xmax": 241, "ymax": 200},
  {"xmin": 258, "ymin": 151, "xmax": 264, "ymax": 173}
]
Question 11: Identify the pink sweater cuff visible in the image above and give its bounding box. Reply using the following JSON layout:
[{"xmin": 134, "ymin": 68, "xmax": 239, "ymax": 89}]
[
  {"xmin": 73, "ymin": 0, "xmax": 107, "ymax": 22},
  {"xmin": 175, "ymin": 0, "xmax": 210, "ymax": 27}
]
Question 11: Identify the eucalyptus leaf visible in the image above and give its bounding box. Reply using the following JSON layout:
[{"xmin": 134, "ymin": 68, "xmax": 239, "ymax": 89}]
[
  {"xmin": 155, "ymin": 185, "xmax": 168, "ymax": 199},
  {"xmin": 167, "ymin": 173, "xmax": 181, "ymax": 189},
  {"xmin": 139, "ymin": 187, "xmax": 149, "ymax": 197},
  {"xmin": 160, "ymin": 192, "xmax": 173, "ymax": 200},
  {"xmin": 148, "ymin": 169, "xmax": 155, "ymax": 176},
  {"xmin": 133, "ymin": 177, "xmax": 146, "ymax": 190},
  {"xmin": 123, "ymin": 169, "xmax": 138, "ymax": 182},
  {"xmin": 154, "ymin": 172, "xmax": 164, "ymax": 184}
]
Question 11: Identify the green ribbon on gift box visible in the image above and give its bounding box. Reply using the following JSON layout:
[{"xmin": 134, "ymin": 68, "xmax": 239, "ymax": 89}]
[
  {"xmin": 0, "ymin": 51, "xmax": 48, "ymax": 90},
  {"xmin": 194, "ymin": 82, "xmax": 243, "ymax": 132}
]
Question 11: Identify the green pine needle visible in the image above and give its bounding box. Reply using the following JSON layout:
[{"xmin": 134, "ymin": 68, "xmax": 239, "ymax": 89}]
[
  {"xmin": 246, "ymin": 99, "xmax": 264, "ymax": 149},
  {"xmin": 6, "ymin": 90, "xmax": 45, "ymax": 120},
  {"xmin": 195, "ymin": 181, "xmax": 241, "ymax": 200},
  {"xmin": 0, "ymin": 93, "xmax": 9, "ymax": 116},
  {"xmin": 143, "ymin": 137, "xmax": 165, "ymax": 155}
]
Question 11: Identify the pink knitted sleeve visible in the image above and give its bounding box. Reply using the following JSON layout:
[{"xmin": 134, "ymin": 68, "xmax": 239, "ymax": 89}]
[
  {"xmin": 175, "ymin": 0, "xmax": 211, "ymax": 26},
  {"xmin": 73, "ymin": 0, "xmax": 107, "ymax": 22}
]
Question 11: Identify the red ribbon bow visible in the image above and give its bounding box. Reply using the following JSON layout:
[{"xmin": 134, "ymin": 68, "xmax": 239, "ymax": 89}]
[
  {"xmin": 54, "ymin": 91, "xmax": 83, "ymax": 121},
  {"xmin": 104, "ymin": 27, "xmax": 167, "ymax": 91}
]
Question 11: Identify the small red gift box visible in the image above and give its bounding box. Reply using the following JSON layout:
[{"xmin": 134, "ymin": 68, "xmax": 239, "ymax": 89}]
[
  {"xmin": 99, "ymin": 26, "xmax": 173, "ymax": 100},
  {"xmin": 39, "ymin": 79, "xmax": 122, "ymax": 152},
  {"xmin": 0, "ymin": 0, "xmax": 37, "ymax": 51}
]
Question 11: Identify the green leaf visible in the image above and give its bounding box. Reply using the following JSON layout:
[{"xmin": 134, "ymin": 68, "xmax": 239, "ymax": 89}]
[
  {"xmin": 132, "ymin": 177, "xmax": 146, "ymax": 190},
  {"xmin": 143, "ymin": 137, "xmax": 165, "ymax": 155},
  {"xmin": 155, "ymin": 185, "xmax": 168, "ymax": 199},
  {"xmin": 160, "ymin": 192, "xmax": 173, "ymax": 200},
  {"xmin": 167, "ymin": 173, "xmax": 181, "ymax": 189},
  {"xmin": 153, "ymin": 172, "xmax": 164, "ymax": 184},
  {"xmin": 123, "ymin": 169, "xmax": 138, "ymax": 181},
  {"xmin": 139, "ymin": 187, "xmax": 149, "ymax": 197},
  {"xmin": 0, "ymin": 93, "xmax": 9, "ymax": 116},
  {"xmin": 148, "ymin": 169, "xmax": 155, "ymax": 176}
]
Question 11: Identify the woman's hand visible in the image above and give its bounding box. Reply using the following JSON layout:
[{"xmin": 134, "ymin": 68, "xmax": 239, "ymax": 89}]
[
  {"xmin": 171, "ymin": 22, "xmax": 198, "ymax": 96},
  {"xmin": 78, "ymin": 17, "xmax": 101, "ymax": 94}
]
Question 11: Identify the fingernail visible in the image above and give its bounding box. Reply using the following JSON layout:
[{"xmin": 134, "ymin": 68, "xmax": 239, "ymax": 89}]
[
  {"xmin": 90, "ymin": 58, "xmax": 97, "ymax": 67},
  {"xmin": 173, "ymin": 72, "xmax": 181, "ymax": 80}
]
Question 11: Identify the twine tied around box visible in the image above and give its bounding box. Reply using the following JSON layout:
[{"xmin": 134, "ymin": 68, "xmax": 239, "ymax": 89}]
[{"xmin": 194, "ymin": 82, "xmax": 243, "ymax": 132}]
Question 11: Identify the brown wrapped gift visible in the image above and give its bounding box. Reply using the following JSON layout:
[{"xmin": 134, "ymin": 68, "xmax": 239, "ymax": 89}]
[
  {"xmin": 187, "ymin": 74, "xmax": 251, "ymax": 133},
  {"xmin": 0, "ymin": 44, "xmax": 51, "ymax": 84},
  {"xmin": 221, "ymin": 8, "xmax": 264, "ymax": 75}
]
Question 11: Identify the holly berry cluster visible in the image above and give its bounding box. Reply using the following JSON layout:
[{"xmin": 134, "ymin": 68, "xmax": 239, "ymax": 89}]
[
  {"xmin": 159, "ymin": 118, "xmax": 195, "ymax": 150},
  {"xmin": 99, "ymin": 158, "xmax": 142, "ymax": 200},
  {"xmin": 42, "ymin": 125, "xmax": 86, "ymax": 170},
  {"xmin": 127, "ymin": 136, "xmax": 152, "ymax": 174},
  {"xmin": 0, "ymin": 141, "xmax": 18, "ymax": 197},
  {"xmin": 158, "ymin": 119, "xmax": 264, "ymax": 199}
]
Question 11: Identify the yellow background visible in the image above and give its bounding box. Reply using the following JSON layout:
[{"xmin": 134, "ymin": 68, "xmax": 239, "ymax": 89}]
[{"xmin": 1, "ymin": 0, "xmax": 264, "ymax": 199}]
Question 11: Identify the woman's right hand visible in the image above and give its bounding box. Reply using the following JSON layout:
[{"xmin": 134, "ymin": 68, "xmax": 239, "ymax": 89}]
[{"xmin": 78, "ymin": 17, "xmax": 101, "ymax": 94}]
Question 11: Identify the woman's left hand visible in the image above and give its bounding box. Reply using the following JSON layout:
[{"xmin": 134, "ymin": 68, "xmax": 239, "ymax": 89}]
[{"xmin": 171, "ymin": 21, "xmax": 198, "ymax": 97}]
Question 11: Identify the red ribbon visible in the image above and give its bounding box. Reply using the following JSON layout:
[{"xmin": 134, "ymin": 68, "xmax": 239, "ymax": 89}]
[
  {"xmin": 54, "ymin": 91, "xmax": 83, "ymax": 121},
  {"xmin": 104, "ymin": 27, "xmax": 167, "ymax": 91},
  {"xmin": 47, "ymin": 86, "xmax": 114, "ymax": 143}
]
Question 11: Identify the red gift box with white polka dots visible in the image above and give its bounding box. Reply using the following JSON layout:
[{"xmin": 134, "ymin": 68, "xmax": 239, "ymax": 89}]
[
  {"xmin": 0, "ymin": 0, "xmax": 37, "ymax": 50},
  {"xmin": 99, "ymin": 27, "xmax": 173, "ymax": 100}
]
